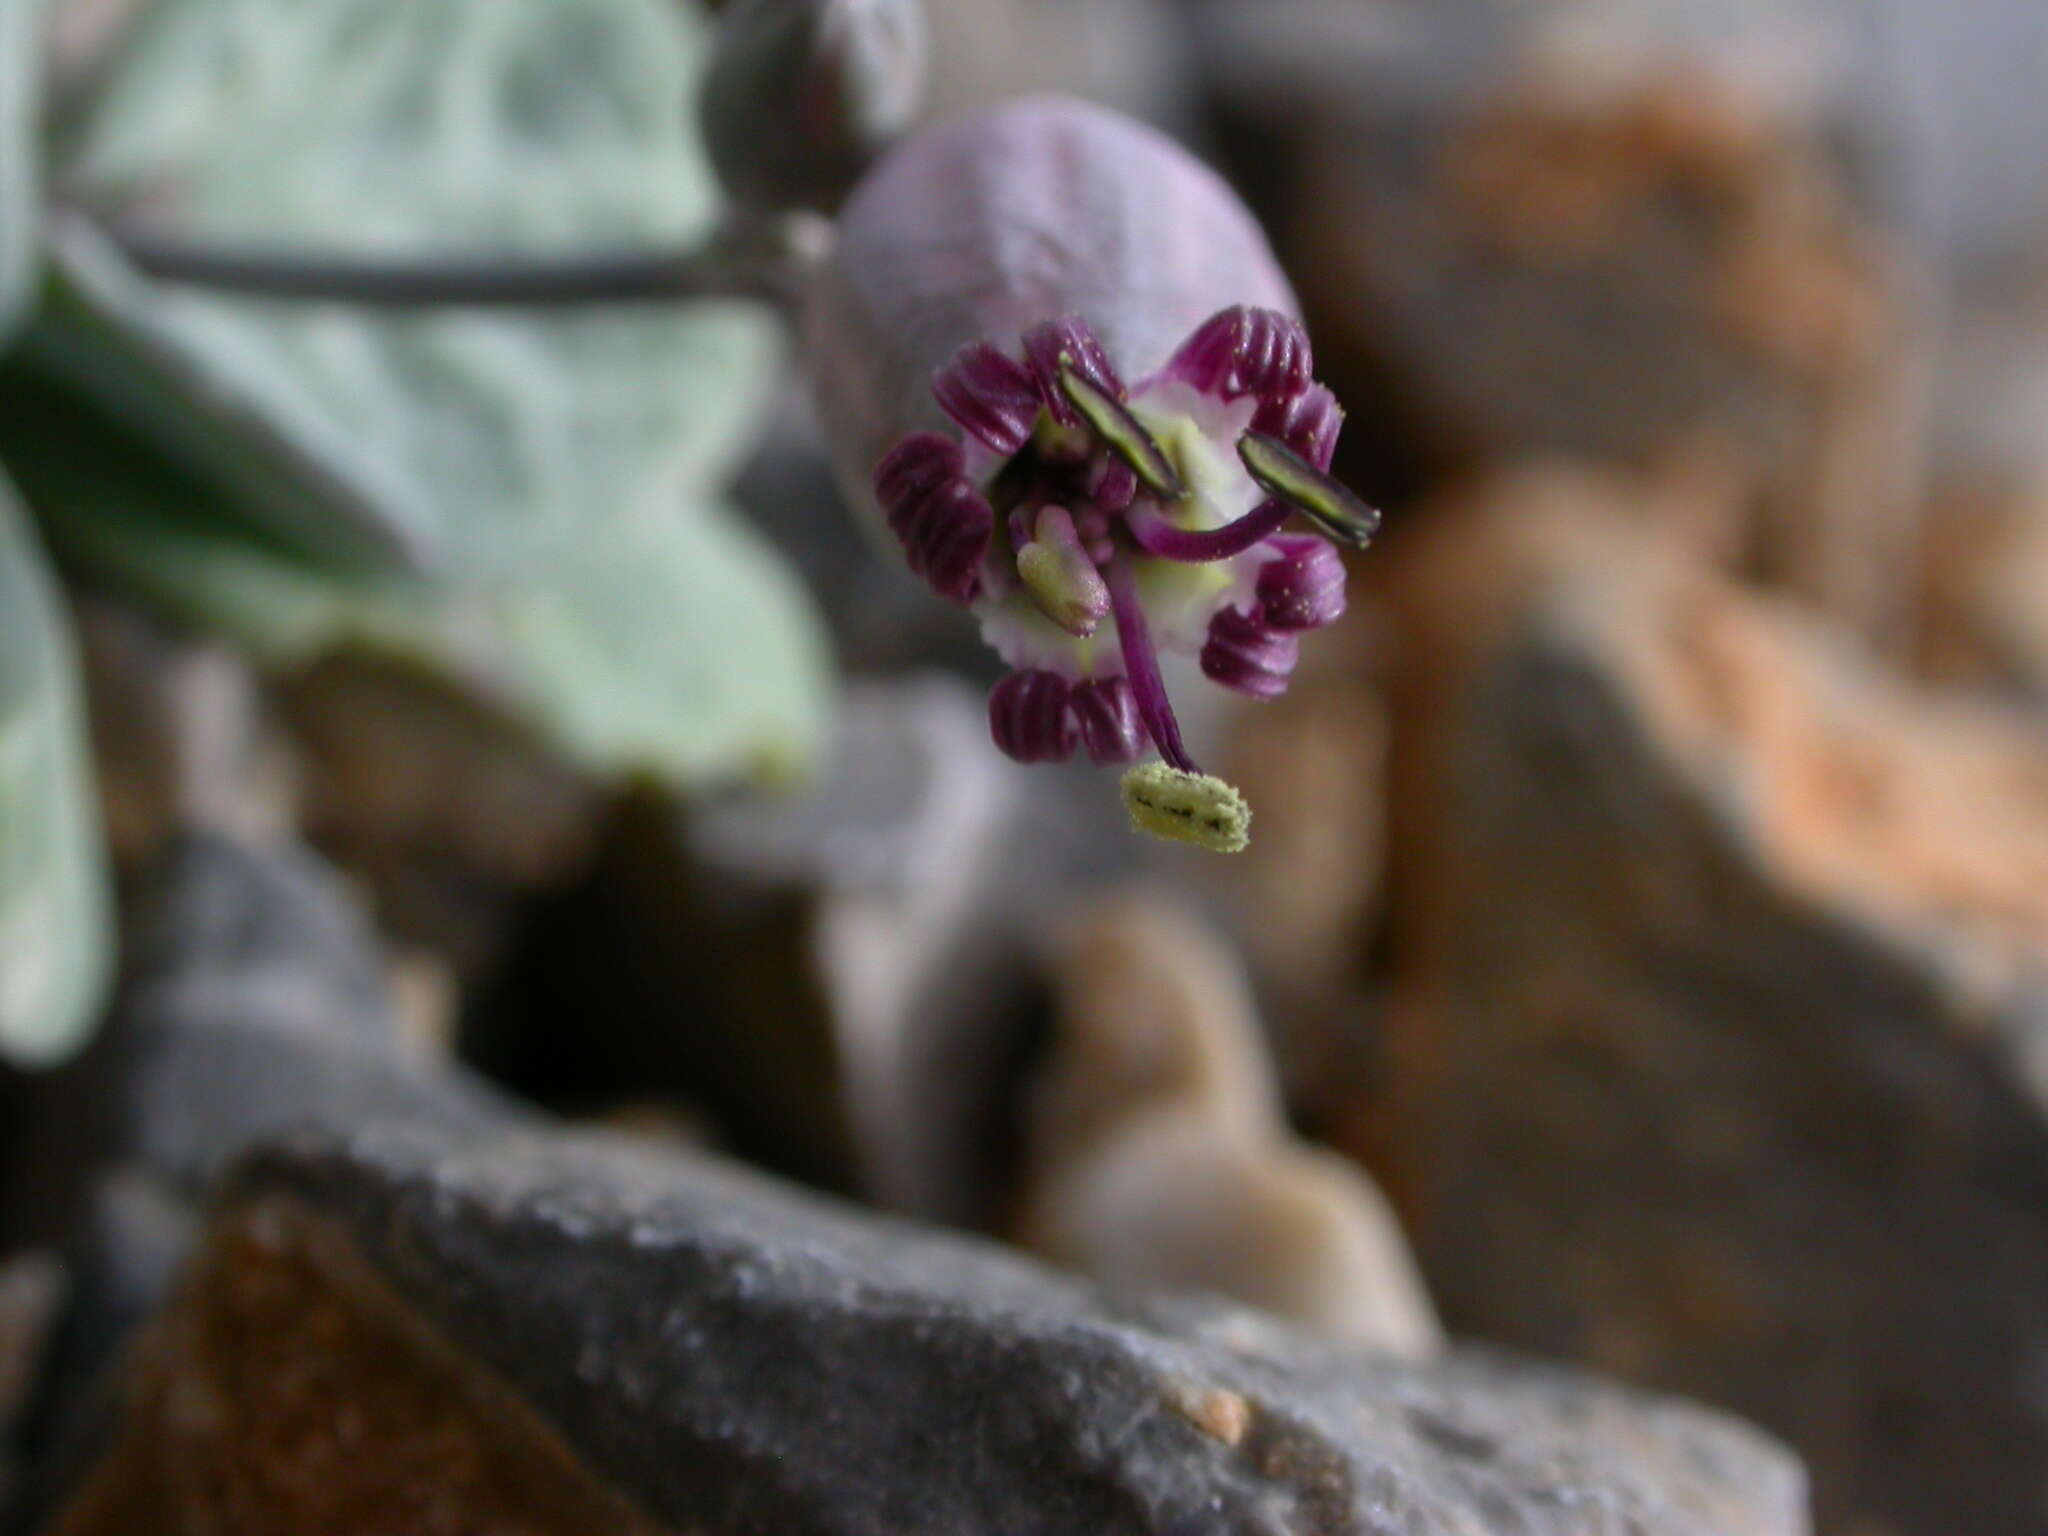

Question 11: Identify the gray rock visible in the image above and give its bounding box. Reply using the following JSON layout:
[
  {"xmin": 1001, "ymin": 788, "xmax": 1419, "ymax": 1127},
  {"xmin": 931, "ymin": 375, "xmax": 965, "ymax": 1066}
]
[
  {"xmin": 207, "ymin": 1121, "xmax": 1806, "ymax": 1536},
  {"xmin": 124, "ymin": 830, "xmax": 398, "ymax": 1051},
  {"xmin": 0, "ymin": 832, "xmax": 521, "ymax": 1524},
  {"xmin": 3, "ymin": 831, "xmax": 517, "ymax": 1247}
]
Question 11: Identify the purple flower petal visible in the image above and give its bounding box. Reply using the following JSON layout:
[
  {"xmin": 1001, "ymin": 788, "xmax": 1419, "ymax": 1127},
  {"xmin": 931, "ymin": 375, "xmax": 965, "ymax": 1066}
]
[
  {"xmin": 1161, "ymin": 306, "xmax": 1312, "ymax": 404},
  {"xmin": 1023, "ymin": 314, "xmax": 1124, "ymax": 426},
  {"xmin": 932, "ymin": 340, "xmax": 1042, "ymax": 455},
  {"xmin": 1201, "ymin": 605, "xmax": 1299, "ymax": 699},
  {"xmin": 874, "ymin": 431, "xmax": 964, "ymax": 529},
  {"xmin": 873, "ymin": 432, "xmax": 993, "ymax": 602},
  {"xmin": 988, "ymin": 670, "xmax": 1078, "ymax": 763},
  {"xmin": 1251, "ymin": 381, "xmax": 1343, "ymax": 471},
  {"xmin": 1257, "ymin": 534, "xmax": 1348, "ymax": 630},
  {"xmin": 1071, "ymin": 676, "xmax": 1146, "ymax": 764},
  {"xmin": 913, "ymin": 481, "xmax": 996, "ymax": 601}
]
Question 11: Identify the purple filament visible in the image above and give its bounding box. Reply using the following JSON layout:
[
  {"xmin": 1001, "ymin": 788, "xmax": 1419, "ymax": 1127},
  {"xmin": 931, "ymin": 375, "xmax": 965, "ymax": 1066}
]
[
  {"xmin": 1123, "ymin": 498, "xmax": 1290, "ymax": 563},
  {"xmin": 1105, "ymin": 554, "xmax": 1196, "ymax": 773}
]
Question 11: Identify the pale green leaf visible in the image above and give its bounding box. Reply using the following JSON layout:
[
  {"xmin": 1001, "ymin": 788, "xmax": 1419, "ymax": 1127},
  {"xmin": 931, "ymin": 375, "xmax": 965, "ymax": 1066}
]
[
  {"xmin": 5, "ymin": 377, "xmax": 831, "ymax": 788},
  {"xmin": 0, "ymin": 0, "xmax": 42, "ymax": 345},
  {"xmin": 0, "ymin": 462, "xmax": 112, "ymax": 1068},
  {"xmin": 45, "ymin": 0, "xmax": 782, "ymax": 576}
]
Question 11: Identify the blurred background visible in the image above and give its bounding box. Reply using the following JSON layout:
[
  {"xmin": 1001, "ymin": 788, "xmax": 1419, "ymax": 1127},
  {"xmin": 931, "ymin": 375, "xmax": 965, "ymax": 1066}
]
[{"xmin": 5, "ymin": 1, "xmax": 2048, "ymax": 1533}]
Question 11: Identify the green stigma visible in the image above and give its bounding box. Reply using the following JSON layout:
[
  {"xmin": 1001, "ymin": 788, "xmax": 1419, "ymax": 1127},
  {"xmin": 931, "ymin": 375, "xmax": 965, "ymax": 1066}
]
[{"xmin": 1119, "ymin": 763, "xmax": 1252, "ymax": 853}]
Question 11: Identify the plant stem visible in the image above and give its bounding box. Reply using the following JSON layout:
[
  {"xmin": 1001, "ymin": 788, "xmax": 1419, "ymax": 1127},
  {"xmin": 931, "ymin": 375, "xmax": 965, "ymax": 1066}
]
[{"xmin": 75, "ymin": 207, "xmax": 827, "ymax": 310}]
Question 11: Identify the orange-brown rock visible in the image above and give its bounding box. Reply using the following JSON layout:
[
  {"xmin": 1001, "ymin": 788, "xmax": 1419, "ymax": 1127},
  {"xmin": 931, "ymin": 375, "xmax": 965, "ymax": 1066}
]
[
  {"xmin": 45, "ymin": 1198, "xmax": 671, "ymax": 1536},
  {"xmin": 1363, "ymin": 464, "xmax": 2048, "ymax": 1536},
  {"xmin": 1195, "ymin": 0, "xmax": 1929, "ymax": 639}
]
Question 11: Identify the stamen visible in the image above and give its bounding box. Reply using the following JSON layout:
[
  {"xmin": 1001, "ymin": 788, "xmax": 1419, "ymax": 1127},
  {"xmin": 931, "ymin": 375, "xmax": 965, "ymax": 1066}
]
[
  {"xmin": 1060, "ymin": 364, "xmax": 1185, "ymax": 500},
  {"xmin": 1124, "ymin": 498, "xmax": 1289, "ymax": 563},
  {"xmin": 1105, "ymin": 554, "xmax": 1197, "ymax": 773},
  {"xmin": 1161, "ymin": 306, "xmax": 1313, "ymax": 403},
  {"xmin": 1236, "ymin": 430, "xmax": 1380, "ymax": 548},
  {"xmin": 932, "ymin": 341, "xmax": 1043, "ymax": 455}
]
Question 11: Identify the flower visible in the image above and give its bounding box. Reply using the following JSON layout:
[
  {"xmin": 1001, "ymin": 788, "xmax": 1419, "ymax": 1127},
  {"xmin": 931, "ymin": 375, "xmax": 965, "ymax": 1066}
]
[{"xmin": 806, "ymin": 99, "xmax": 1377, "ymax": 850}]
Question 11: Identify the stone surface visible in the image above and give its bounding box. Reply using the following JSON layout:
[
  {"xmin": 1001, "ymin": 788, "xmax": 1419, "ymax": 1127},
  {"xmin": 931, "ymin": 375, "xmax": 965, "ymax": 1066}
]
[
  {"xmin": 1365, "ymin": 466, "xmax": 2048, "ymax": 1536},
  {"xmin": 0, "ymin": 830, "xmax": 520, "ymax": 1527},
  {"xmin": 1190, "ymin": 0, "xmax": 1930, "ymax": 639},
  {"xmin": 49, "ymin": 1120, "xmax": 1807, "ymax": 1536},
  {"xmin": 43, "ymin": 1197, "xmax": 664, "ymax": 1536},
  {"xmin": 121, "ymin": 831, "xmax": 399, "ymax": 1054},
  {"xmin": 2, "ymin": 831, "xmax": 514, "ymax": 1248},
  {"xmin": 1020, "ymin": 891, "xmax": 1440, "ymax": 1356}
]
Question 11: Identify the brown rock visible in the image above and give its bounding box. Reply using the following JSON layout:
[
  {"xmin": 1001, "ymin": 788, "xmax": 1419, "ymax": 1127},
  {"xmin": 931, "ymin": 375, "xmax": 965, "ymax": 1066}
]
[
  {"xmin": 44, "ymin": 1198, "xmax": 667, "ymax": 1536},
  {"xmin": 1215, "ymin": 654, "xmax": 1389, "ymax": 1027},
  {"xmin": 281, "ymin": 655, "xmax": 604, "ymax": 982},
  {"xmin": 1366, "ymin": 465, "xmax": 2048, "ymax": 1536},
  {"xmin": 1916, "ymin": 477, "xmax": 2048, "ymax": 702},
  {"xmin": 1194, "ymin": 0, "xmax": 1930, "ymax": 639},
  {"xmin": 1021, "ymin": 892, "xmax": 1441, "ymax": 1356},
  {"xmin": 1912, "ymin": 283, "xmax": 2048, "ymax": 704},
  {"xmin": 73, "ymin": 598, "xmax": 297, "ymax": 869}
]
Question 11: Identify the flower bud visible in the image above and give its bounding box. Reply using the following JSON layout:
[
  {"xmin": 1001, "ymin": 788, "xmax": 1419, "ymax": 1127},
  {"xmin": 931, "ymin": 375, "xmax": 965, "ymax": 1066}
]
[
  {"xmin": 806, "ymin": 97, "xmax": 1298, "ymax": 513},
  {"xmin": 701, "ymin": 0, "xmax": 928, "ymax": 213}
]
